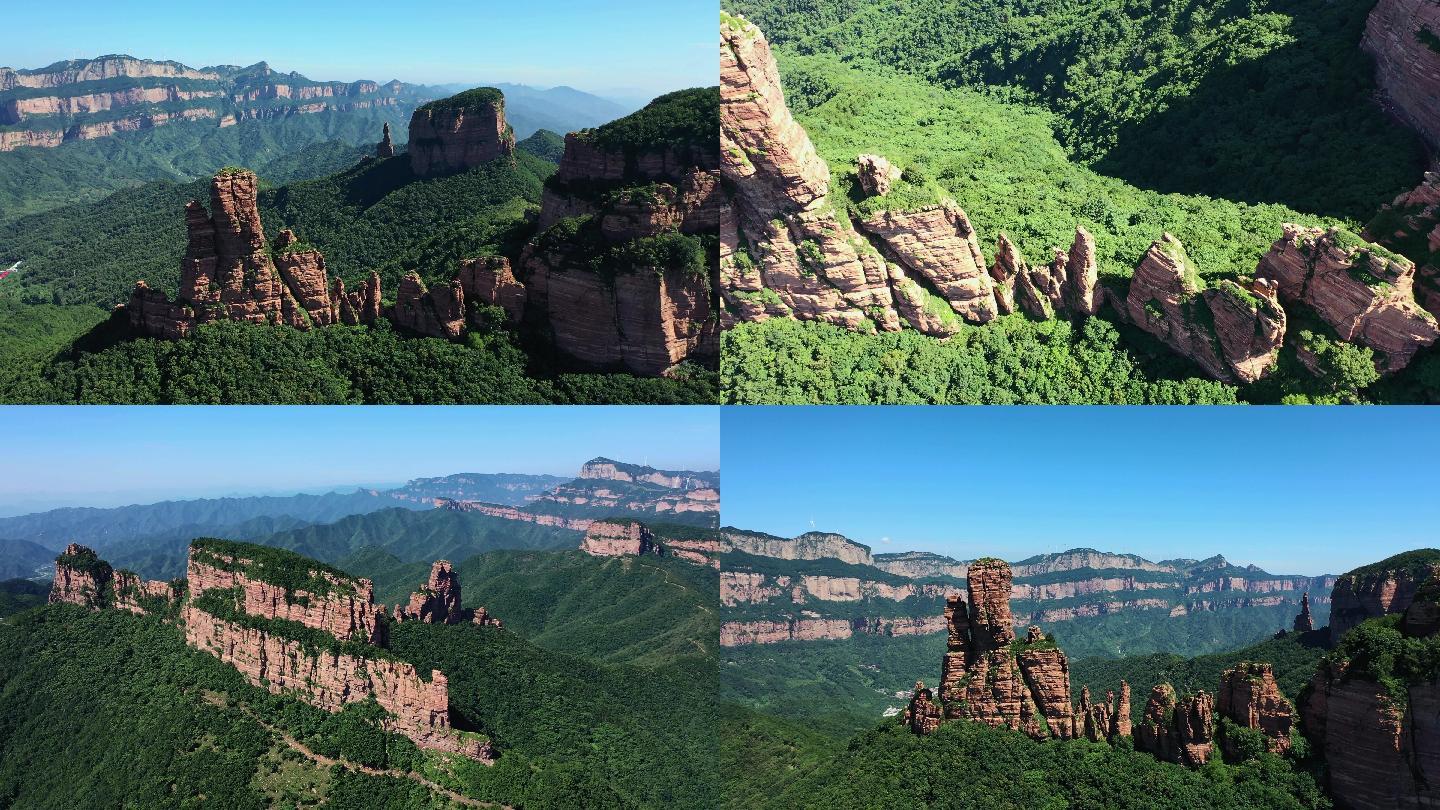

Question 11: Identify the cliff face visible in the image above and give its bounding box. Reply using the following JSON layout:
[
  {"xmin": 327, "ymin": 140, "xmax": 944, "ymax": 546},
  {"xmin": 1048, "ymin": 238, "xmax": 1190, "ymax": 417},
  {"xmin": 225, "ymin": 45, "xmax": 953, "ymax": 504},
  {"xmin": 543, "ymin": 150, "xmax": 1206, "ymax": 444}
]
[
  {"xmin": 581, "ymin": 520, "xmax": 659, "ymax": 557},
  {"xmin": 125, "ymin": 170, "xmax": 361, "ymax": 337},
  {"xmin": 407, "ymin": 88, "xmax": 514, "ymax": 178},
  {"xmin": 519, "ymin": 93, "xmax": 721, "ymax": 376},
  {"xmin": 1363, "ymin": 0, "xmax": 1440, "ymax": 150},
  {"xmin": 872, "ymin": 551, "xmax": 968, "ymax": 579},
  {"xmin": 0, "ymin": 56, "xmax": 424, "ymax": 153},
  {"xmin": 1367, "ymin": 172, "xmax": 1440, "ymax": 318},
  {"xmin": 933, "ymin": 560, "xmax": 1077, "ymax": 741},
  {"xmin": 1329, "ymin": 557, "xmax": 1440, "ymax": 643},
  {"xmin": 1257, "ymin": 225, "xmax": 1439, "ymax": 372},
  {"xmin": 188, "ymin": 543, "xmax": 386, "ymax": 645},
  {"xmin": 1217, "ymin": 662, "xmax": 1294, "ymax": 756},
  {"xmin": 49, "ymin": 543, "xmax": 175, "ymax": 613},
  {"xmin": 720, "ymin": 529, "xmax": 873, "ymax": 565},
  {"xmin": 395, "ymin": 560, "xmax": 502, "ymax": 628},
  {"xmin": 183, "ymin": 604, "xmax": 494, "ymax": 762}
]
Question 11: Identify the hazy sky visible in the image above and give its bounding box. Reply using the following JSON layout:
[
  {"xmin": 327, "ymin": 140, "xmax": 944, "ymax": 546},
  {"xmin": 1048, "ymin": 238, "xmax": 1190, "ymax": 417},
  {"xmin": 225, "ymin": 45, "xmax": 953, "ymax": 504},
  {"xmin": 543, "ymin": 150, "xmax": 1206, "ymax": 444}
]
[
  {"xmin": 721, "ymin": 407, "xmax": 1440, "ymax": 577},
  {"xmin": 3, "ymin": 0, "xmax": 714, "ymax": 102},
  {"xmin": 0, "ymin": 406, "xmax": 718, "ymax": 515}
]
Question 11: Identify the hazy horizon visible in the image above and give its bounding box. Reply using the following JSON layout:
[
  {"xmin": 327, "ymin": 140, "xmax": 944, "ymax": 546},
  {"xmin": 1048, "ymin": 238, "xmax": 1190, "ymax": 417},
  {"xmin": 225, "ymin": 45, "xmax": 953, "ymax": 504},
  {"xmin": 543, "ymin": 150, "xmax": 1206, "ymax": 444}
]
[
  {"xmin": 0, "ymin": 406, "xmax": 719, "ymax": 515},
  {"xmin": 2, "ymin": 0, "xmax": 713, "ymax": 103},
  {"xmin": 721, "ymin": 407, "xmax": 1440, "ymax": 577}
]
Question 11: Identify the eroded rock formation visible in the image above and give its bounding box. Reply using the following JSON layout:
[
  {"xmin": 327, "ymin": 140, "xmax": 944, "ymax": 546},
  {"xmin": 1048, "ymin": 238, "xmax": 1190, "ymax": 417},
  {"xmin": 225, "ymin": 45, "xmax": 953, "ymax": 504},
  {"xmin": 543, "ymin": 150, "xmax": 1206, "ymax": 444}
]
[
  {"xmin": 395, "ymin": 560, "xmax": 503, "ymax": 628},
  {"xmin": 376, "ymin": 122, "xmax": 396, "ymax": 158},
  {"xmin": 1217, "ymin": 662, "xmax": 1293, "ymax": 756},
  {"xmin": 459, "ymin": 257, "xmax": 526, "ymax": 323},
  {"xmin": 49, "ymin": 543, "xmax": 175, "ymax": 613},
  {"xmin": 903, "ymin": 681, "xmax": 944, "ymax": 734},
  {"xmin": 1123, "ymin": 234, "xmax": 1286, "ymax": 384},
  {"xmin": 126, "ymin": 170, "xmax": 355, "ymax": 337},
  {"xmin": 580, "ymin": 520, "xmax": 659, "ymax": 557},
  {"xmin": 856, "ymin": 154, "xmax": 900, "ymax": 197},
  {"xmin": 1367, "ymin": 171, "xmax": 1440, "ymax": 319},
  {"xmin": 1329, "ymin": 555, "xmax": 1440, "ymax": 643},
  {"xmin": 1294, "ymin": 592, "xmax": 1315, "ymax": 632},
  {"xmin": 392, "ymin": 272, "xmax": 466, "ymax": 339},
  {"xmin": 1134, "ymin": 684, "xmax": 1215, "ymax": 767},
  {"xmin": 1257, "ymin": 225, "xmax": 1439, "ymax": 372},
  {"xmin": 934, "ymin": 559, "xmax": 1076, "ymax": 740}
]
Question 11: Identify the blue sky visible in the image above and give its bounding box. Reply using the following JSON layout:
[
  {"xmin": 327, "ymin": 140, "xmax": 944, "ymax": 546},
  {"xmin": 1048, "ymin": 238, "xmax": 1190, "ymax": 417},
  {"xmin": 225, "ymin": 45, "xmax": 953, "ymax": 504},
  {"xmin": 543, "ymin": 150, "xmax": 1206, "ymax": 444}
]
[
  {"xmin": 0, "ymin": 406, "xmax": 718, "ymax": 515},
  {"xmin": 3, "ymin": 0, "xmax": 713, "ymax": 103},
  {"xmin": 721, "ymin": 407, "xmax": 1440, "ymax": 576}
]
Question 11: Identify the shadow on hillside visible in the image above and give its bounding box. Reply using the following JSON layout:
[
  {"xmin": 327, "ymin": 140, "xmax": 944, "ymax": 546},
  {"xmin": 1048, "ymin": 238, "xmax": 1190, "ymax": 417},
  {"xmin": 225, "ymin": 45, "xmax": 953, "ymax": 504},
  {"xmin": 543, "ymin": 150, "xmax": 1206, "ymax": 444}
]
[{"xmin": 1090, "ymin": 6, "xmax": 1426, "ymax": 222}]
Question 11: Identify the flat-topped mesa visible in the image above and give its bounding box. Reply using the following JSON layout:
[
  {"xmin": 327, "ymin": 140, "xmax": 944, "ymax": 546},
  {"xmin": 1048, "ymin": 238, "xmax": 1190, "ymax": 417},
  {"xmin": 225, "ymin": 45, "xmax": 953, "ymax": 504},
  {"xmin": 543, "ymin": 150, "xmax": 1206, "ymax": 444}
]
[
  {"xmin": 182, "ymin": 604, "xmax": 494, "ymax": 763},
  {"xmin": 1328, "ymin": 551, "xmax": 1440, "ymax": 643},
  {"xmin": 187, "ymin": 539, "xmax": 386, "ymax": 645},
  {"xmin": 407, "ymin": 87, "xmax": 514, "ymax": 178},
  {"xmin": 376, "ymin": 121, "xmax": 396, "ymax": 158},
  {"xmin": 126, "ymin": 169, "xmax": 358, "ymax": 337},
  {"xmin": 581, "ymin": 520, "xmax": 660, "ymax": 557},
  {"xmin": 49, "ymin": 543, "xmax": 177, "ymax": 614},
  {"xmin": 578, "ymin": 457, "xmax": 714, "ymax": 490},
  {"xmin": 1135, "ymin": 684, "xmax": 1215, "ymax": 767},
  {"xmin": 1294, "ymin": 591, "xmax": 1315, "ymax": 632},
  {"xmin": 521, "ymin": 87, "xmax": 720, "ymax": 377},
  {"xmin": 928, "ymin": 558, "xmax": 1077, "ymax": 741},
  {"xmin": 1362, "ymin": 0, "xmax": 1440, "ymax": 150},
  {"xmin": 1258, "ymin": 224, "xmax": 1439, "ymax": 373},
  {"xmin": 1123, "ymin": 233, "xmax": 1287, "ymax": 384},
  {"xmin": 1217, "ymin": 662, "xmax": 1294, "ymax": 757}
]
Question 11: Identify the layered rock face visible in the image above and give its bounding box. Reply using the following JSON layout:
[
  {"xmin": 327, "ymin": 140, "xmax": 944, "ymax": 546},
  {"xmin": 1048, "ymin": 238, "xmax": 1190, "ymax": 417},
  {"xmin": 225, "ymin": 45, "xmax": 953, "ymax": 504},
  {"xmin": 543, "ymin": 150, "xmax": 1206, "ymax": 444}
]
[
  {"xmin": 48, "ymin": 543, "xmax": 112, "ymax": 608},
  {"xmin": 1294, "ymin": 592, "xmax": 1315, "ymax": 632},
  {"xmin": 1367, "ymin": 172, "xmax": 1440, "ymax": 318},
  {"xmin": 1134, "ymin": 684, "xmax": 1215, "ymax": 767},
  {"xmin": 1217, "ymin": 663, "xmax": 1293, "ymax": 756},
  {"xmin": 49, "ymin": 543, "xmax": 175, "ymax": 613},
  {"xmin": 407, "ymin": 89, "xmax": 514, "ymax": 178},
  {"xmin": 331, "ymin": 272, "xmax": 382, "ymax": 326},
  {"xmin": 392, "ymin": 272, "xmax": 466, "ymax": 339},
  {"xmin": 1123, "ymin": 234, "xmax": 1286, "ymax": 384},
  {"xmin": 1257, "ymin": 225, "xmax": 1439, "ymax": 372},
  {"xmin": 1362, "ymin": 0, "xmax": 1440, "ymax": 150},
  {"xmin": 183, "ymin": 604, "xmax": 494, "ymax": 762},
  {"xmin": 126, "ymin": 170, "xmax": 351, "ymax": 337},
  {"xmin": 458, "ymin": 257, "xmax": 526, "ymax": 324},
  {"xmin": 1329, "ymin": 558, "xmax": 1440, "ymax": 643},
  {"xmin": 720, "ymin": 529, "xmax": 874, "ymax": 565},
  {"xmin": 933, "ymin": 560, "xmax": 1076, "ymax": 741},
  {"xmin": 578, "ymin": 457, "xmax": 718, "ymax": 490},
  {"xmin": 188, "ymin": 543, "xmax": 386, "ymax": 645},
  {"xmin": 520, "ymin": 97, "xmax": 721, "ymax": 376},
  {"xmin": 872, "ymin": 551, "xmax": 968, "ymax": 579},
  {"xmin": 903, "ymin": 681, "xmax": 944, "ymax": 735},
  {"xmin": 438, "ymin": 500, "xmax": 593, "ymax": 531},
  {"xmin": 580, "ymin": 520, "xmax": 659, "ymax": 557},
  {"xmin": 1078, "ymin": 682, "xmax": 1132, "ymax": 742}
]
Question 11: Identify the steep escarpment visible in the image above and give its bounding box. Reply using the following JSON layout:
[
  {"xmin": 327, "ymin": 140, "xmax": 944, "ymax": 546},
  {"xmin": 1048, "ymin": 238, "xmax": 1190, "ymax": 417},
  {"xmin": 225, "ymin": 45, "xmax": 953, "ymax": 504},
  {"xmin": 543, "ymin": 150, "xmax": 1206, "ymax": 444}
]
[
  {"xmin": 517, "ymin": 88, "xmax": 720, "ymax": 375},
  {"xmin": 0, "ymin": 56, "xmax": 424, "ymax": 153},
  {"xmin": 1302, "ymin": 563, "xmax": 1440, "ymax": 809},
  {"xmin": 48, "ymin": 540, "xmax": 499, "ymax": 764},
  {"xmin": 1327, "ymin": 549, "xmax": 1440, "ymax": 642},
  {"xmin": 1363, "ymin": 0, "xmax": 1440, "ymax": 150},
  {"xmin": 406, "ymin": 88, "xmax": 513, "ymax": 178},
  {"xmin": 580, "ymin": 520, "xmax": 726, "ymax": 568}
]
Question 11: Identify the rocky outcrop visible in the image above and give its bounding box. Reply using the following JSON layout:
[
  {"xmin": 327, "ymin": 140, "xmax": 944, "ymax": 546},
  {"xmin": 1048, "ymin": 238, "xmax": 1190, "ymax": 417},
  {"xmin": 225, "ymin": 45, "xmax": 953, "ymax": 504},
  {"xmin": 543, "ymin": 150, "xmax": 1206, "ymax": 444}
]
[
  {"xmin": 856, "ymin": 204, "xmax": 999, "ymax": 324},
  {"xmin": 1123, "ymin": 234, "xmax": 1286, "ymax": 384},
  {"xmin": 1217, "ymin": 662, "xmax": 1293, "ymax": 756},
  {"xmin": 392, "ymin": 272, "xmax": 466, "ymax": 339},
  {"xmin": 1012, "ymin": 227, "xmax": 1102, "ymax": 320},
  {"xmin": 49, "ymin": 543, "xmax": 175, "ymax": 613},
  {"xmin": 188, "ymin": 542, "xmax": 386, "ymax": 645},
  {"xmin": 1257, "ymin": 225, "xmax": 1439, "ymax": 372},
  {"xmin": 1134, "ymin": 684, "xmax": 1215, "ymax": 767},
  {"xmin": 903, "ymin": 681, "xmax": 944, "ymax": 734},
  {"xmin": 1078, "ymin": 682, "xmax": 1132, "ymax": 742},
  {"xmin": 0, "ymin": 56, "xmax": 219, "ymax": 90},
  {"xmin": 720, "ymin": 617, "xmax": 855, "ymax": 646},
  {"xmin": 856, "ymin": 154, "xmax": 900, "ymax": 197},
  {"xmin": 331, "ymin": 272, "xmax": 382, "ymax": 326},
  {"xmin": 1366, "ymin": 172, "xmax": 1440, "ymax": 319},
  {"xmin": 580, "ymin": 520, "xmax": 659, "ymax": 557},
  {"xmin": 720, "ymin": 529, "xmax": 873, "ymax": 565},
  {"xmin": 183, "ymin": 604, "xmax": 494, "ymax": 762},
  {"xmin": 930, "ymin": 559, "xmax": 1076, "ymax": 741},
  {"xmin": 1329, "ymin": 553, "xmax": 1440, "ymax": 643},
  {"xmin": 1294, "ymin": 592, "xmax": 1315, "ymax": 632},
  {"xmin": 395, "ymin": 560, "xmax": 502, "ymax": 628},
  {"xmin": 125, "ymin": 170, "xmax": 361, "ymax": 337},
  {"xmin": 376, "ymin": 122, "xmax": 396, "ymax": 158},
  {"xmin": 437, "ymin": 499, "xmax": 592, "ymax": 530},
  {"xmin": 577, "ymin": 457, "xmax": 718, "ymax": 490},
  {"xmin": 1362, "ymin": 0, "xmax": 1440, "ymax": 150},
  {"xmin": 458, "ymin": 257, "xmax": 526, "ymax": 323},
  {"xmin": 407, "ymin": 88, "xmax": 513, "ymax": 178},
  {"xmin": 872, "ymin": 551, "xmax": 968, "ymax": 579}
]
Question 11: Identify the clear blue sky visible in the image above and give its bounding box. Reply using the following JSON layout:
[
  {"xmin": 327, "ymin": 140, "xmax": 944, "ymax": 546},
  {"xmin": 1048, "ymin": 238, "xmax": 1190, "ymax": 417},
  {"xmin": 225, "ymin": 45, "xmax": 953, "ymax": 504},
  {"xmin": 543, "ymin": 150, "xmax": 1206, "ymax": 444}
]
[
  {"xmin": 0, "ymin": 406, "xmax": 718, "ymax": 515},
  {"xmin": 3, "ymin": 0, "xmax": 714, "ymax": 102},
  {"xmin": 721, "ymin": 407, "xmax": 1440, "ymax": 577}
]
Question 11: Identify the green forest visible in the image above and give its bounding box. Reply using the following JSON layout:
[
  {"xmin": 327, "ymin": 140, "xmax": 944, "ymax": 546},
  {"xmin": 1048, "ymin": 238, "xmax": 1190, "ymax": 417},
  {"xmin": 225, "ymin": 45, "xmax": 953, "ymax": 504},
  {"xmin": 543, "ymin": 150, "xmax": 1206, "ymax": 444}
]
[{"xmin": 721, "ymin": 0, "xmax": 1440, "ymax": 404}]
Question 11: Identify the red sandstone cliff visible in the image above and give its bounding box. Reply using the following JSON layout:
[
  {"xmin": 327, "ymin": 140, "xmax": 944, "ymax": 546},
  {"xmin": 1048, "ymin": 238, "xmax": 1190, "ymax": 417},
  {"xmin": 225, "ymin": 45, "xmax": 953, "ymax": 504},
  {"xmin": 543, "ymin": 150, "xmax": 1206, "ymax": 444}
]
[
  {"xmin": 1257, "ymin": 225, "xmax": 1439, "ymax": 373},
  {"xmin": 580, "ymin": 520, "xmax": 659, "ymax": 557},
  {"xmin": 1329, "ymin": 558, "xmax": 1440, "ymax": 643},
  {"xmin": 49, "ymin": 543, "xmax": 176, "ymax": 613},
  {"xmin": 1217, "ymin": 662, "xmax": 1293, "ymax": 757},
  {"xmin": 1134, "ymin": 684, "xmax": 1215, "ymax": 766},
  {"xmin": 395, "ymin": 560, "xmax": 502, "ymax": 628},
  {"xmin": 406, "ymin": 90, "xmax": 514, "ymax": 178},
  {"xmin": 1363, "ymin": 0, "xmax": 1440, "ymax": 150}
]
